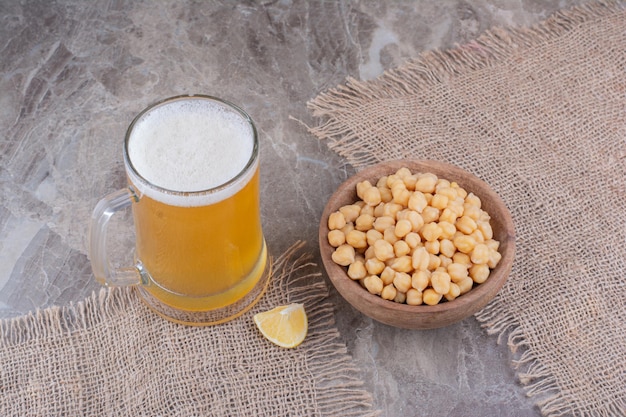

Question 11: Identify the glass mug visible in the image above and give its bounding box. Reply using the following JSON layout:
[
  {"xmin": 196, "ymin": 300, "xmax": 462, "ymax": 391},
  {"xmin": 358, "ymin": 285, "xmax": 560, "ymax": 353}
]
[{"xmin": 89, "ymin": 95, "xmax": 271, "ymax": 325}]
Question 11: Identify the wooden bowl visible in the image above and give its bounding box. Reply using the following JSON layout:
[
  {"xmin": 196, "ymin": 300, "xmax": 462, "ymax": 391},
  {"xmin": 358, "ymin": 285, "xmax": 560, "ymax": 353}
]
[{"xmin": 319, "ymin": 160, "xmax": 515, "ymax": 329}]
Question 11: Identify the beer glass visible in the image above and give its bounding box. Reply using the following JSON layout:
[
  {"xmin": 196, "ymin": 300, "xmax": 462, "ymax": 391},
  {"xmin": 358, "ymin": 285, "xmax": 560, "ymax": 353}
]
[{"xmin": 89, "ymin": 95, "xmax": 271, "ymax": 325}]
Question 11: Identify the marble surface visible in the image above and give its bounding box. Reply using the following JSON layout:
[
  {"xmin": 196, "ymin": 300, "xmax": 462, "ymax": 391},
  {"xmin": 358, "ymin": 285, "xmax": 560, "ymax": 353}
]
[{"xmin": 0, "ymin": 1, "xmax": 586, "ymax": 416}]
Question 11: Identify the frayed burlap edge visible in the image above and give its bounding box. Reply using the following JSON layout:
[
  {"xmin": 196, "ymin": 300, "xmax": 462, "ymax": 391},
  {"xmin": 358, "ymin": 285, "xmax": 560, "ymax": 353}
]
[
  {"xmin": 307, "ymin": 1, "xmax": 624, "ymax": 170},
  {"xmin": 306, "ymin": 2, "xmax": 625, "ymax": 417},
  {"xmin": 0, "ymin": 241, "xmax": 380, "ymax": 417},
  {"xmin": 267, "ymin": 242, "xmax": 380, "ymax": 417}
]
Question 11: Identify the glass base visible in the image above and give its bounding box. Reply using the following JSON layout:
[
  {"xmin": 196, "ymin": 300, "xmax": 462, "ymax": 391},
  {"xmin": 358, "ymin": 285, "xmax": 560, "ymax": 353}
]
[{"xmin": 135, "ymin": 256, "xmax": 272, "ymax": 326}]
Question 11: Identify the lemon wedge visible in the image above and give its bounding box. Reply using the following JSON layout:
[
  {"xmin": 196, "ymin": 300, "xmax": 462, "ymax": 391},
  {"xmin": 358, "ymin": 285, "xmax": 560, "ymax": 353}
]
[{"xmin": 253, "ymin": 303, "xmax": 308, "ymax": 348}]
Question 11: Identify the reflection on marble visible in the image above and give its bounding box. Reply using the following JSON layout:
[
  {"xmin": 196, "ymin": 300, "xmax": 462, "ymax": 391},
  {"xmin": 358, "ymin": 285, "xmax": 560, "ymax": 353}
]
[{"xmin": 1, "ymin": 1, "xmax": 586, "ymax": 415}]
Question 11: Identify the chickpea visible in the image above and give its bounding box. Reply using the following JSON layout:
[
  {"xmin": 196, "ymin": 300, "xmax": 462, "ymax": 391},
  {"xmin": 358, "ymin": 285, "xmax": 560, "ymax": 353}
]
[
  {"xmin": 392, "ymin": 187, "xmax": 411, "ymax": 206},
  {"xmin": 355, "ymin": 213, "xmax": 375, "ymax": 231},
  {"xmin": 346, "ymin": 230, "xmax": 367, "ymax": 249},
  {"xmin": 404, "ymin": 232, "xmax": 421, "ymax": 249},
  {"xmin": 469, "ymin": 263, "xmax": 490, "ymax": 284},
  {"xmin": 427, "ymin": 253, "xmax": 441, "ymax": 270},
  {"xmin": 471, "ymin": 243, "xmax": 490, "ymax": 265},
  {"xmin": 456, "ymin": 215, "xmax": 478, "ymax": 235},
  {"xmin": 411, "ymin": 270, "xmax": 430, "ymax": 291},
  {"xmin": 365, "ymin": 258, "xmax": 386, "ymax": 275},
  {"xmin": 393, "ymin": 240, "xmax": 411, "ymax": 257},
  {"xmin": 437, "ymin": 186, "xmax": 458, "ymax": 201},
  {"xmin": 439, "ymin": 207, "xmax": 460, "ymax": 224},
  {"xmin": 393, "ymin": 272, "xmax": 412, "ymax": 293},
  {"xmin": 465, "ymin": 192, "xmax": 482, "ymax": 208},
  {"xmin": 331, "ymin": 244, "xmax": 355, "ymax": 266},
  {"xmin": 376, "ymin": 176, "xmax": 389, "ymax": 188},
  {"xmin": 463, "ymin": 204, "xmax": 482, "ymax": 221},
  {"xmin": 449, "ymin": 199, "xmax": 465, "ymax": 215},
  {"xmin": 439, "ymin": 238, "xmax": 456, "ymax": 258},
  {"xmin": 385, "ymin": 174, "xmax": 401, "ymax": 188},
  {"xmin": 389, "ymin": 255, "xmax": 413, "ymax": 273},
  {"xmin": 415, "ymin": 173, "xmax": 438, "ymax": 193},
  {"xmin": 408, "ymin": 191, "xmax": 428, "ymax": 213},
  {"xmin": 403, "ymin": 174, "xmax": 418, "ymax": 190},
  {"xmin": 380, "ymin": 266, "xmax": 396, "ymax": 285},
  {"xmin": 328, "ymin": 211, "xmax": 346, "ymax": 230},
  {"xmin": 394, "ymin": 219, "xmax": 412, "ymax": 238},
  {"xmin": 435, "ymin": 178, "xmax": 451, "ymax": 191},
  {"xmin": 431, "ymin": 270, "xmax": 451, "ymax": 295},
  {"xmin": 430, "ymin": 193, "xmax": 449, "ymax": 210},
  {"xmin": 453, "ymin": 235, "xmax": 476, "ymax": 254},
  {"xmin": 424, "ymin": 240, "xmax": 440, "ymax": 255},
  {"xmin": 423, "ymin": 288, "xmax": 443, "ymax": 306},
  {"xmin": 452, "ymin": 252, "xmax": 472, "ymax": 266},
  {"xmin": 394, "ymin": 291, "xmax": 407, "ymax": 304},
  {"xmin": 421, "ymin": 206, "xmax": 441, "ymax": 223},
  {"xmin": 379, "ymin": 186, "xmax": 393, "ymax": 203},
  {"xmin": 447, "ymin": 262, "xmax": 469, "ymax": 282},
  {"xmin": 470, "ymin": 229, "xmax": 486, "ymax": 244},
  {"xmin": 383, "ymin": 202, "xmax": 403, "ymax": 218},
  {"xmin": 438, "ymin": 221, "xmax": 456, "ymax": 239},
  {"xmin": 383, "ymin": 227, "xmax": 400, "ymax": 245},
  {"xmin": 457, "ymin": 277, "xmax": 474, "ymax": 294},
  {"xmin": 363, "ymin": 275, "xmax": 383, "ymax": 295},
  {"xmin": 396, "ymin": 208, "xmax": 410, "ymax": 220},
  {"xmin": 381, "ymin": 284, "xmax": 397, "ymax": 301},
  {"xmin": 405, "ymin": 210, "xmax": 424, "ymax": 232},
  {"xmin": 421, "ymin": 222, "xmax": 442, "ymax": 242},
  {"xmin": 439, "ymin": 255, "xmax": 452, "ymax": 268},
  {"xmin": 485, "ymin": 239, "xmax": 500, "ymax": 251},
  {"xmin": 360, "ymin": 203, "xmax": 374, "ymax": 217},
  {"xmin": 340, "ymin": 225, "xmax": 354, "ymax": 240},
  {"xmin": 327, "ymin": 229, "xmax": 345, "ymax": 247},
  {"xmin": 347, "ymin": 260, "xmax": 367, "ymax": 280},
  {"xmin": 362, "ymin": 186, "xmax": 382, "ymax": 206},
  {"xmin": 412, "ymin": 247, "xmax": 430, "ymax": 270},
  {"xmin": 373, "ymin": 216, "xmax": 395, "ymax": 232},
  {"xmin": 373, "ymin": 202, "xmax": 385, "ymax": 217},
  {"xmin": 477, "ymin": 220, "xmax": 493, "ymax": 240},
  {"xmin": 444, "ymin": 282, "xmax": 461, "ymax": 301},
  {"xmin": 356, "ymin": 180, "xmax": 373, "ymax": 201},
  {"xmin": 406, "ymin": 288, "xmax": 423, "ymax": 305},
  {"xmin": 487, "ymin": 248, "xmax": 502, "ymax": 269},
  {"xmin": 339, "ymin": 204, "xmax": 361, "ymax": 223},
  {"xmin": 373, "ymin": 239, "xmax": 395, "ymax": 261},
  {"xmin": 451, "ymin": 182, "xmax": 467, "ymax": 198},
  {"xmin": 366, "ymin": 229, "xmax": 383, "ymax": 246},
  {"xmin": 395, "ymin": 167, "xmax": 412, "ymax": 178}
]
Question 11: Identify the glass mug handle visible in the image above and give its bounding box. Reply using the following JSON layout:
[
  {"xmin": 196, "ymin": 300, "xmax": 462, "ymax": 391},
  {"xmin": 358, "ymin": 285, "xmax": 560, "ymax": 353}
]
[{"xmin": 89, "ymin": 187, "xmax": 146, "ymax": 287}]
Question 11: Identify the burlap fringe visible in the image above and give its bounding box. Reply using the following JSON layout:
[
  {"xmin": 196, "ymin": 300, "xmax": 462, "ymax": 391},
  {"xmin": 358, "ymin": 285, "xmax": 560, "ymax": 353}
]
[
  {"xmin": 0, "ymin": 284, "xmax": 133, "ymax": 348},
  {"xmin": 0, "ymin": 241, "xmax": 379, "ymax": 416},
  {"xmin": 276, "ymin": 241, "xmax": 380, "ymax": 416},
  {"xmin": 306, "ymin": 0, "xmax": 625, "ymax": 171}
]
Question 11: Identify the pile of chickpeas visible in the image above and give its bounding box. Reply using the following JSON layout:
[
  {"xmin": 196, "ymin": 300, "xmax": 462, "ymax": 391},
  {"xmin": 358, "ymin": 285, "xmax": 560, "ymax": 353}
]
[{"xmin": 327, "ymin": 167, "xmax": 501, "ymax": 306}]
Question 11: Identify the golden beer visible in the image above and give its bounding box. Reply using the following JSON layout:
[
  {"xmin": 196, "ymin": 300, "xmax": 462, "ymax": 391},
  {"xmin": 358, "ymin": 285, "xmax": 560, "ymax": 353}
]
[
  {"xmin": 125, "ymin": 96, "xmax": 267, "ymax": 313},
  {"xmin": 130, "ymin": 167, "xmax": 266, "ymax": 311}
]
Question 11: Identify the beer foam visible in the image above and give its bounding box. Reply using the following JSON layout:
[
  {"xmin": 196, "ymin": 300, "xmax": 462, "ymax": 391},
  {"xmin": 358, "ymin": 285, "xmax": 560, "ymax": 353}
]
[{"xmin": 126, "ymin": 98, "xmax": 256, "ymax": 207}]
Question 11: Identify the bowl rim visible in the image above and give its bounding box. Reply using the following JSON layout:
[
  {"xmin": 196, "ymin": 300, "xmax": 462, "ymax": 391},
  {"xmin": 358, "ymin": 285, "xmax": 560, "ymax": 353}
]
[{"xmin": 318, "ymin": 159, "xmax": 516, "ymax": 322}]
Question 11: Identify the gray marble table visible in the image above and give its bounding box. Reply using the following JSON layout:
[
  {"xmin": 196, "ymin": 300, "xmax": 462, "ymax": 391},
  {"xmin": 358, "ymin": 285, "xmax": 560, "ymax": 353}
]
[{"xmin": 0, "ymin": 1, "xmax": 585, "ymax": 415}]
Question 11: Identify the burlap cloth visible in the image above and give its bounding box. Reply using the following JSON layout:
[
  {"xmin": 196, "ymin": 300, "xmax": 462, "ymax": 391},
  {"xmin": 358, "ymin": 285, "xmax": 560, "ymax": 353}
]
[
  {"xmin": 0, "ymin": 243, "xmax": 378, "ymax": 416},
  {"xmin": 308, "ymin": 2, "xmax": 625, "ymax": 417}
]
